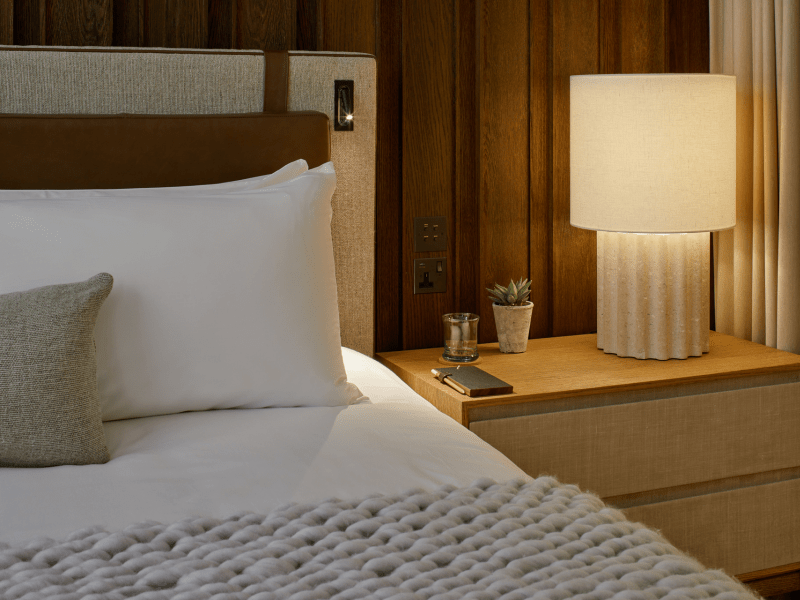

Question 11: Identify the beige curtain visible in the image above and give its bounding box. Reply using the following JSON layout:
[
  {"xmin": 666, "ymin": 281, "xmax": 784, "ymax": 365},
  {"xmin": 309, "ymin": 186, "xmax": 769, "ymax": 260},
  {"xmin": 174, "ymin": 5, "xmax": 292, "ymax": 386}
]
[{"xmin": 710, "ymin": 0, "xmax": 800, "ymax": 352}]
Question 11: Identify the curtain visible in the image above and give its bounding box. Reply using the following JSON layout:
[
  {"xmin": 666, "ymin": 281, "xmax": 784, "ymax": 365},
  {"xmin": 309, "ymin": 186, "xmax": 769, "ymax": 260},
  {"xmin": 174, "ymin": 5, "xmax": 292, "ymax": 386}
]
[{"xmin": 710, "ymin": 0, "xmax": 800, "ymax": 352}]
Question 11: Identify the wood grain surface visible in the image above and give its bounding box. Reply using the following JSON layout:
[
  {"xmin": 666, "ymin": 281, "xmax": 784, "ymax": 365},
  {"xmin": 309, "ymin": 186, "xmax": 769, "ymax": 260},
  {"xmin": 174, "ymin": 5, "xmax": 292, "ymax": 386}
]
[
  {"xmin": 236, "ymin": 0, "xmax": 292, "ymax": 51},
  {"xmin": 47, "ymin": 0, "xmax": 112, "ymax": 45},
  {"xmin": 144, "ymin": 0, "xmax": 208, "ymax": 48},
  {"xmin": 4, "ymin": 0, "xmax": 711, "ymax": 352},
  {"xmin": 0, "ymin": 0, "xmax": 13, "ymax": 44},
  {"xmin": 374, "ymin": 0, "xmax": 403, "ymax": 352},
  {"xmin": 207, "ymin": 0, "xmax": 233, "ymax": 48},
  {"xmin": 600, "ymin": 0, "xmax": 666, "ymax": 75},
  {"xmin": 666, "ymin": 0, "xmax": 709, "ymax": 74},
  {"xmin": 390, "ymin": 0, "xmax": 709, "ymax": 349},
  {"xmin": 551, "ymin": 0, "xmax": 598, "ymax": 337},
  {"xmin": 13, "ymin": 0, "xmax": 45, "ymax": 44},
  {"xmin": 454, "ymin": 0, "xmax": 479, "ymax": 321},
  {"xmin": 377, "ymin": 331, "xmax": 800, "ymax": 421},
  {"xmin": 321, "ymin": 0, "xmax": 373, "ymax": 53},
  {"xmin": 529, "ymin": 0, "xmax": 553, "ymax": 340},
  {"xmin": 401, "ymin": 0, "xmax": 455, "ymax": 350},
  {"xmin": 477, "ymin": 0, "xmax": 530, "ymax": 344},
  {"xmin": 296, "ymin": 0, "xmax": 319, "ymax": 51},
  {"xmin": 112, "ymin": 0, "xmax": 141, "ymax": 45},
  {"xmin": 738, "ymin": 561, "xmax": 800, "ymax": 598}
]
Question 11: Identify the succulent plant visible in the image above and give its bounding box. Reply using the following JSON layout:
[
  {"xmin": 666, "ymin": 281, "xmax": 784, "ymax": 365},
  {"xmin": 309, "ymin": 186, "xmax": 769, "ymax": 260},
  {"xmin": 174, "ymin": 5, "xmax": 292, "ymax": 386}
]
[{"xmin": 487, "ymin": 278, "xmax": 532, "ymax": 307}]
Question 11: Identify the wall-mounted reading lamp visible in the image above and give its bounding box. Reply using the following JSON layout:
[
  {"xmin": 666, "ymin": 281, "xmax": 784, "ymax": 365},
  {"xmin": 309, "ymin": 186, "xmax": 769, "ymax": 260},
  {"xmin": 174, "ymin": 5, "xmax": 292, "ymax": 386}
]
[{"xmin": 334, "ymin": 80, "xmax": 354, "ymax": 131}]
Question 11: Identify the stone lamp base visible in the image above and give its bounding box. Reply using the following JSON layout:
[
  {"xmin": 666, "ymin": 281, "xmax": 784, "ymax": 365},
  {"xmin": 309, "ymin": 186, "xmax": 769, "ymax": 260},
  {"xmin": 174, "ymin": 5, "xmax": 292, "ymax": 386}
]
[{"xmin": 597, "ymin": 231, "xmax": 710, "ymax": 360}]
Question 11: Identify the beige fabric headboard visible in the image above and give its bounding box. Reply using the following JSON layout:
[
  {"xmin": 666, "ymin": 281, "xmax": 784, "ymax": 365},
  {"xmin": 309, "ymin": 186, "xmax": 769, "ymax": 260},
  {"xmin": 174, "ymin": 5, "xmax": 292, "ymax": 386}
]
[{"xmin": 0, "ymin": 46, "xmax": 375, "ymax": 356}]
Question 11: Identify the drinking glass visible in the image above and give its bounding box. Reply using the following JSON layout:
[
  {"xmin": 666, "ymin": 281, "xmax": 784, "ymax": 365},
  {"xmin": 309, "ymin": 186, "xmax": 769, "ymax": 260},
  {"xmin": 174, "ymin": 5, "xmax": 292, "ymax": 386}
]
[{"xmin": 442, "ymin": 313, "xmax": 479, "ymax": 362}]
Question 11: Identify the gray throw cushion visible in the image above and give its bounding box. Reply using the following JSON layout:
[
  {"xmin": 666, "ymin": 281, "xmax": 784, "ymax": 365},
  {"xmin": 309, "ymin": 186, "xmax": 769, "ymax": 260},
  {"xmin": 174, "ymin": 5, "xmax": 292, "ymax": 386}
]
[{"xmin": 0, "ymin": 273, "xmax": 113, "ymax": 467}]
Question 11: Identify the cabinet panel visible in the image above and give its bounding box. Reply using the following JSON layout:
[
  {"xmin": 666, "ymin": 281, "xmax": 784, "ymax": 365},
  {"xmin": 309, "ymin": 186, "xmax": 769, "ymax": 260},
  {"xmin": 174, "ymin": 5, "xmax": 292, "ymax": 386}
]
[
  {"xmin": 623, "ymin": 478, "xmax": 800, "ymax": 576},
  {"xmin": 470, "ymin": 382, "xmax": 800, "ymax": 498}
]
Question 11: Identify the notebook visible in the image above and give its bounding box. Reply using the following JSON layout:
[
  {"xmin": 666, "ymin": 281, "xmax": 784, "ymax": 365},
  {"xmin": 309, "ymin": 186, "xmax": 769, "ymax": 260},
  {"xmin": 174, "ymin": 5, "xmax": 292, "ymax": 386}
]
[{"xmin": 435, "ymin": 366, "xmax": 513, "ymax": 397}]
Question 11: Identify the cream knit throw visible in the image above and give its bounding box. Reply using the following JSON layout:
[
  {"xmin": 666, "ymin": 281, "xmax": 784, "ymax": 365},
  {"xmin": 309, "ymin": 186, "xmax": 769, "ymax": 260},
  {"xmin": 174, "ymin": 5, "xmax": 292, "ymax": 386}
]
[{"xmin": 0, "ymin": 477, "xmax": 756, "ymax": 599}]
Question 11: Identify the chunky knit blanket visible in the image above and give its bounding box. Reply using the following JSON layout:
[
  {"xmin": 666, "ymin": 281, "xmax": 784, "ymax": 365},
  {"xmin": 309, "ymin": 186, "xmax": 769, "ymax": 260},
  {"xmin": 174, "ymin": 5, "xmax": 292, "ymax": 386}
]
[{"xmin": 0, "ymin": 477, "xmax": 756, "ymax": 600}]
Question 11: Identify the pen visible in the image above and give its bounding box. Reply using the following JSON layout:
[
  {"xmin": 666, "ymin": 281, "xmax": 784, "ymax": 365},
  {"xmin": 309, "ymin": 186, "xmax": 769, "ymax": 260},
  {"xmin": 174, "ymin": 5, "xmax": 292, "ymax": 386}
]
[{"xmin": 431, "ymin": 369, "xmax": 467, "ymax": 395}]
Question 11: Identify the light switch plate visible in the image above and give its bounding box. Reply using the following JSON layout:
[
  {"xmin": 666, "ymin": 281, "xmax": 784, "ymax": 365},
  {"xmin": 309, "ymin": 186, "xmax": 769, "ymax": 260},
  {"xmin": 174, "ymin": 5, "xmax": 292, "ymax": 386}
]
[
  {"xmin": 413, "ymin": 216, "xmax": 447, "ymax": 253},
  {"xmin": 414, "ymin": 257, "xmax": 446, "ymax": 294}
]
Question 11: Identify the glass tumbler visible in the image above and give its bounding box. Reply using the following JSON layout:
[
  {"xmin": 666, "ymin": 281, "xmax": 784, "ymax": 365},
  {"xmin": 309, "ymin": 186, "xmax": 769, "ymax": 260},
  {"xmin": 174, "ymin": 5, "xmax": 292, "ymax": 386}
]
[{"xmin": 442, "ymin": 313, "xmax": 479, "ymax": 362}]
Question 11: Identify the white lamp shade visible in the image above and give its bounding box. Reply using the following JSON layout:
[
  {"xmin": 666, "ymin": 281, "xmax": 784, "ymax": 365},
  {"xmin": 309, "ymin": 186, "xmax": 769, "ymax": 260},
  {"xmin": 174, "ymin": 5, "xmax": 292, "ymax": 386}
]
[{"xmin": 570, "ymin": 74, "xmax": 736, "ymax": 233}]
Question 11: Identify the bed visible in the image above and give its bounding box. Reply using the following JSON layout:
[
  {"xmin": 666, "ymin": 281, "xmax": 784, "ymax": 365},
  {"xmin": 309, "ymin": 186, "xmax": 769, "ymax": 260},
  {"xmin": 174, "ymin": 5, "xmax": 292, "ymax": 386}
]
[{"xmin": 0, "ymin": 46, "xmax": 760, "ymax": 599}]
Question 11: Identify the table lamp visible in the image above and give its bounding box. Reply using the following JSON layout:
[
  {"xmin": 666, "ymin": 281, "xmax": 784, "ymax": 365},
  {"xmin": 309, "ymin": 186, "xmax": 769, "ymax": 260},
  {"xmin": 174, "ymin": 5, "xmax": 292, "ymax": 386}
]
[{"xmin": 570, "ymin": 74, "xmax": 736, "ymax": 359}]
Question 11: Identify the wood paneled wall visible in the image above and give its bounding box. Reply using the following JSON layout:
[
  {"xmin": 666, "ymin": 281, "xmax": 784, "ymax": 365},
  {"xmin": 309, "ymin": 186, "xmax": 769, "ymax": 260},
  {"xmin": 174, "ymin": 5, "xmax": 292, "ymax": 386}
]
[
  {"xmin": 378, "ymin": 0, "xmax": 710, "ymax": 351},
  {"xmin": 0, "ymin": 0, "xmax": 709, "ymax": 352}
]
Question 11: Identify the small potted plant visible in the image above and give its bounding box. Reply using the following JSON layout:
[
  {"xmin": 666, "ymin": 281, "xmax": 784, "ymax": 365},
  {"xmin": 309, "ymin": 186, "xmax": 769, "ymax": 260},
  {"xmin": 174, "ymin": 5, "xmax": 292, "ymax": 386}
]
[{"xmin": 487, "ymin": 278, "xmax": 533, "ymax": 353}]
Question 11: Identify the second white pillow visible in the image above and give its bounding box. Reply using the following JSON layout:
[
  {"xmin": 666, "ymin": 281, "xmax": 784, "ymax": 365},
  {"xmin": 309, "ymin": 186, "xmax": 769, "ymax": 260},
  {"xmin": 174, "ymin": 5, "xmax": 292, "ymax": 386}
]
[{"xmin": 0, "ymin": 163, "xmax": 362, "ymax": 420}]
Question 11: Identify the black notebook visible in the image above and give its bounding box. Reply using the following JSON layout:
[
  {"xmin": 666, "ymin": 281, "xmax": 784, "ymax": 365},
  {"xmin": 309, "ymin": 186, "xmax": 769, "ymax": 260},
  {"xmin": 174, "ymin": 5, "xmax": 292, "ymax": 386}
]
[{"xmin": 436, "ymin": 366, "xmax": 513, "ymax": 397}]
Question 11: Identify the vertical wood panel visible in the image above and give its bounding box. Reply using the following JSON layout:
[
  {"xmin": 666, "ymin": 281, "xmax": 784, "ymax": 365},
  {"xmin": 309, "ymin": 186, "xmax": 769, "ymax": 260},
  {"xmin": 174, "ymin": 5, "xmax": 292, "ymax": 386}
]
[
  {"xmin": 619, "ymin": 0, "xmax": 665, "ymax": 73},
  {"xmin": 375, "ymin": 0, "xmax": 403, "ymax": 352},
  {"xmin": 454, "ymin": 0, "xmax": 479, "ymax": 320},
  {"xmin": 666, "ymin": 0, "xmax": 709, "ymax": 73},
  {"xmin": 321, "ymin": 0, "xmax": 374, "ymax": 54},
  {"xmin": 208, "ymin": 0, "xmax": 234, "ymax": 48},
  {"xmin": 142, "ymin": 0, "xmax": 166, "ymax": 45},
  {"xmin": 13, "ymin": 0, "xmax": 45, "ymax": 44},
  {"xmin": 600, "ymin": 0, "xmax": 666, "ymax": 74},
  {"xmin": 236, "ymin": 0, "xmax": 294, "ymax": 51},
  {"xmin": 48, "ymin": 0, "xmax": 113, "ymax": 45},
  {"xmin": 113, "ymin": 0, "xmax": 142, "ymax": 45},
  {"xmin": 296, "ymin": 0, "xmax": 319, "ymax": 51},
  {"xmin": 402, "ymin": 0, "xmax": 455, "ymax": 350},
  {"xmin": 529, "ymin": 0, "xmax": 553, "ymax": 339},
  {"xmin": 598, "ymin": 0, "xmax": 619, "ymax": 73},
  {"xmin": 167, "ymin": 0, "xmax": 207, "ymax": 48},
  {"xmin": 552, "ymin": 0, "xmax": 598, "ymax": 337},
  {"xmin": 0, "ymin": 0, "xmax": 13, "ymax": 44},
  {"xmin": 477, "ymin": 0, "xmax": 530, "ymax": 343}
]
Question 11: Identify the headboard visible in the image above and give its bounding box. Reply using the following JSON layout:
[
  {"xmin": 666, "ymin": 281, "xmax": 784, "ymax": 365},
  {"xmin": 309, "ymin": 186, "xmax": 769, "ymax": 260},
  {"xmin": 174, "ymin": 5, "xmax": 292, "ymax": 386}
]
[{"xmin": 0, "ymin": 46, "xmax": 376, "ymax": 356}]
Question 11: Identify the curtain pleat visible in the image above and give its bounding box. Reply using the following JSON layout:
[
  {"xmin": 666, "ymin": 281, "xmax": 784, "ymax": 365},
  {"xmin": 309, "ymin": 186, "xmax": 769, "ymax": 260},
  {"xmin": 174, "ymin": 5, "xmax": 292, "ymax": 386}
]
[
  {"xmin": 710, "ymin": 0, "xmax": 800, "ymax": 354},
  {"xmin": 776, "ymin": 1, "xmax": 800, "ymax": 353},
  {"xmin": 762, "ymin": 0, "xmax": 779, "ymax": 348}
]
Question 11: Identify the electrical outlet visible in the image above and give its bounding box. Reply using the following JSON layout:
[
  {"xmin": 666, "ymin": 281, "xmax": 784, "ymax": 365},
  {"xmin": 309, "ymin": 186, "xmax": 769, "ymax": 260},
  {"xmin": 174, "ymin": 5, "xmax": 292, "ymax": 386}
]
[
  {"xmin": 413, "ymin": 257, "xmax": 446, "ymax": 294},
  {"xmin": 413, "ymin": 216, "xmax": 447, "ymax": 253}
]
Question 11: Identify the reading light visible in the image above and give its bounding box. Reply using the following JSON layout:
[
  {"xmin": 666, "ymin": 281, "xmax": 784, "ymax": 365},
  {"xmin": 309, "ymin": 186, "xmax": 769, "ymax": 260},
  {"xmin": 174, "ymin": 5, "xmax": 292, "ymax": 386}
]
[
  {"xmin": 570, "ymin": 74, "xmax": 736, "ymax": 360},
  {"xmin": 334, "ymin": 80, "xmax": 354, "ymax": 131}
]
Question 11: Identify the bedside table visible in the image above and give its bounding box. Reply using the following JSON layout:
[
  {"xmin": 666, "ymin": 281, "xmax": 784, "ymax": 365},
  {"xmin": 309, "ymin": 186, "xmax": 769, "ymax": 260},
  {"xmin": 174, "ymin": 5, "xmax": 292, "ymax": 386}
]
[{"xmin": 377, "ymin": 331, "xmax": 800, "ymax": 593}]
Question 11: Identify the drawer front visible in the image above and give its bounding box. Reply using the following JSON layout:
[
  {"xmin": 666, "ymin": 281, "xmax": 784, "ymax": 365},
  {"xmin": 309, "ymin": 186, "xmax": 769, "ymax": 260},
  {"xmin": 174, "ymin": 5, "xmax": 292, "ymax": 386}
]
[
  {"xmin": 470, "ymin": 382, "xmax": 800, "ymax": 497},
  {"xmin": 622, "ymin": 477, "xmax": 800, "ymax": 576}
]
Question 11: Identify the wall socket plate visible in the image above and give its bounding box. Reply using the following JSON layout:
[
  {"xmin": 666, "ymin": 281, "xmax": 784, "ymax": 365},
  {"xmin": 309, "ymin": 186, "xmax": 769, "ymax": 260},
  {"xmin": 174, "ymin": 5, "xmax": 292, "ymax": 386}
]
[
  {"xmin": 413, "ymin": 216, "xmax": 447, "ymax": 253},
  {"xmin": 413, "ymin": 257, "xmax": 446, "ymax": 294}
]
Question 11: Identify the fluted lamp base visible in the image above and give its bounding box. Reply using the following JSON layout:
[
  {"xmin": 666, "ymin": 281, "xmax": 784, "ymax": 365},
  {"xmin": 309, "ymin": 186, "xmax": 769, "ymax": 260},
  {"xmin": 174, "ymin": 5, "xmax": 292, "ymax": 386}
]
[{"xmin": 597, "ymin": 231, "xmax": 710, "ymax": 360}]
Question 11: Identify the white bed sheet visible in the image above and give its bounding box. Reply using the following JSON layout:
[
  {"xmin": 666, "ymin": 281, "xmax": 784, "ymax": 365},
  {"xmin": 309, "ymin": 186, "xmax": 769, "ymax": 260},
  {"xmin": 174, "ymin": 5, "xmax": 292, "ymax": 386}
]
[{"xmin": 0, "ymin": 349, "xmax": 527, "ymax": 545}]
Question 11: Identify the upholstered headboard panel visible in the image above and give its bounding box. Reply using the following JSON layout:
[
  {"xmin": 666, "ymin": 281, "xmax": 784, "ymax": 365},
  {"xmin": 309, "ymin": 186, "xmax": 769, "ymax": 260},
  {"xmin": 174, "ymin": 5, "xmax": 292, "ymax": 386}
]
[{"xmin": 0, "ymin": 47, "xmax": 375, "ymax": 356}]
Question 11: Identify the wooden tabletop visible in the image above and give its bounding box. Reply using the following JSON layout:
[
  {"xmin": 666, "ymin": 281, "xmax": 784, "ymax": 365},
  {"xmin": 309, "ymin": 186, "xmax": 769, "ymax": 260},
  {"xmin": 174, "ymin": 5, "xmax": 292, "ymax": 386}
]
[{"xmin": 376, "ymin": 331, "xmax": 800, "ymax": 425}]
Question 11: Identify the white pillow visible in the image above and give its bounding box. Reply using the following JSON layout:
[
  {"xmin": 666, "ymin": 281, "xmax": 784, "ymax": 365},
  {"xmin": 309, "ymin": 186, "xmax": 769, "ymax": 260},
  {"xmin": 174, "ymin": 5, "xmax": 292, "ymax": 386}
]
[
  {"xmin": 0, "ymin": 159, "xmax": 309, "ymax": 199},
  {"xmin": 0, "ymin": 163, "xmax": 363, "ymax": 420}
]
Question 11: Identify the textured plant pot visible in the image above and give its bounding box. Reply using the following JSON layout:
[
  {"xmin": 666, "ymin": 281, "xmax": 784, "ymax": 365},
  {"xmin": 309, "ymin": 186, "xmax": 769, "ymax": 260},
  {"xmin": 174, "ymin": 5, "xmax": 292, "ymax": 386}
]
[{"xmin": 492, "ymin": 302, "xmax": 533, "ymax": 353}]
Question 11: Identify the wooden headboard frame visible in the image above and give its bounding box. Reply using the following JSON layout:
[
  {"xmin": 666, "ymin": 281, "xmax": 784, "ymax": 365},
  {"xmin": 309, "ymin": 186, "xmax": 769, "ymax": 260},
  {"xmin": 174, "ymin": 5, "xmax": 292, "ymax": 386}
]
[{"xmin": 0, "ymin": 46, "xmax": 376, "ymax": 356}]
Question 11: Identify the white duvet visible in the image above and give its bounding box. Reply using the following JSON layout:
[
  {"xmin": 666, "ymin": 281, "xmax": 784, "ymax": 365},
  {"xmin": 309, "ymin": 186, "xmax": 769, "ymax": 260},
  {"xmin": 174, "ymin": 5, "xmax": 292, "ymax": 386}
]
[{"xmin": 0, "ymin": 349, "xmax": 527, "ymax": 545}]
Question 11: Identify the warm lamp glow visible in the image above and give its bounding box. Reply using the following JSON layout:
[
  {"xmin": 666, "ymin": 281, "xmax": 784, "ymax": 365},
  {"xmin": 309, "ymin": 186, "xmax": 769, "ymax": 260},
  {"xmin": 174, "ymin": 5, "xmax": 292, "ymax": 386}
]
[
  {"xmin": 570, "ymin": 74, "xmax": 736, "ymax": 234},
  {"xmin": 569, "ymin": 74, "xmax": 736, "ymax": 360}
]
